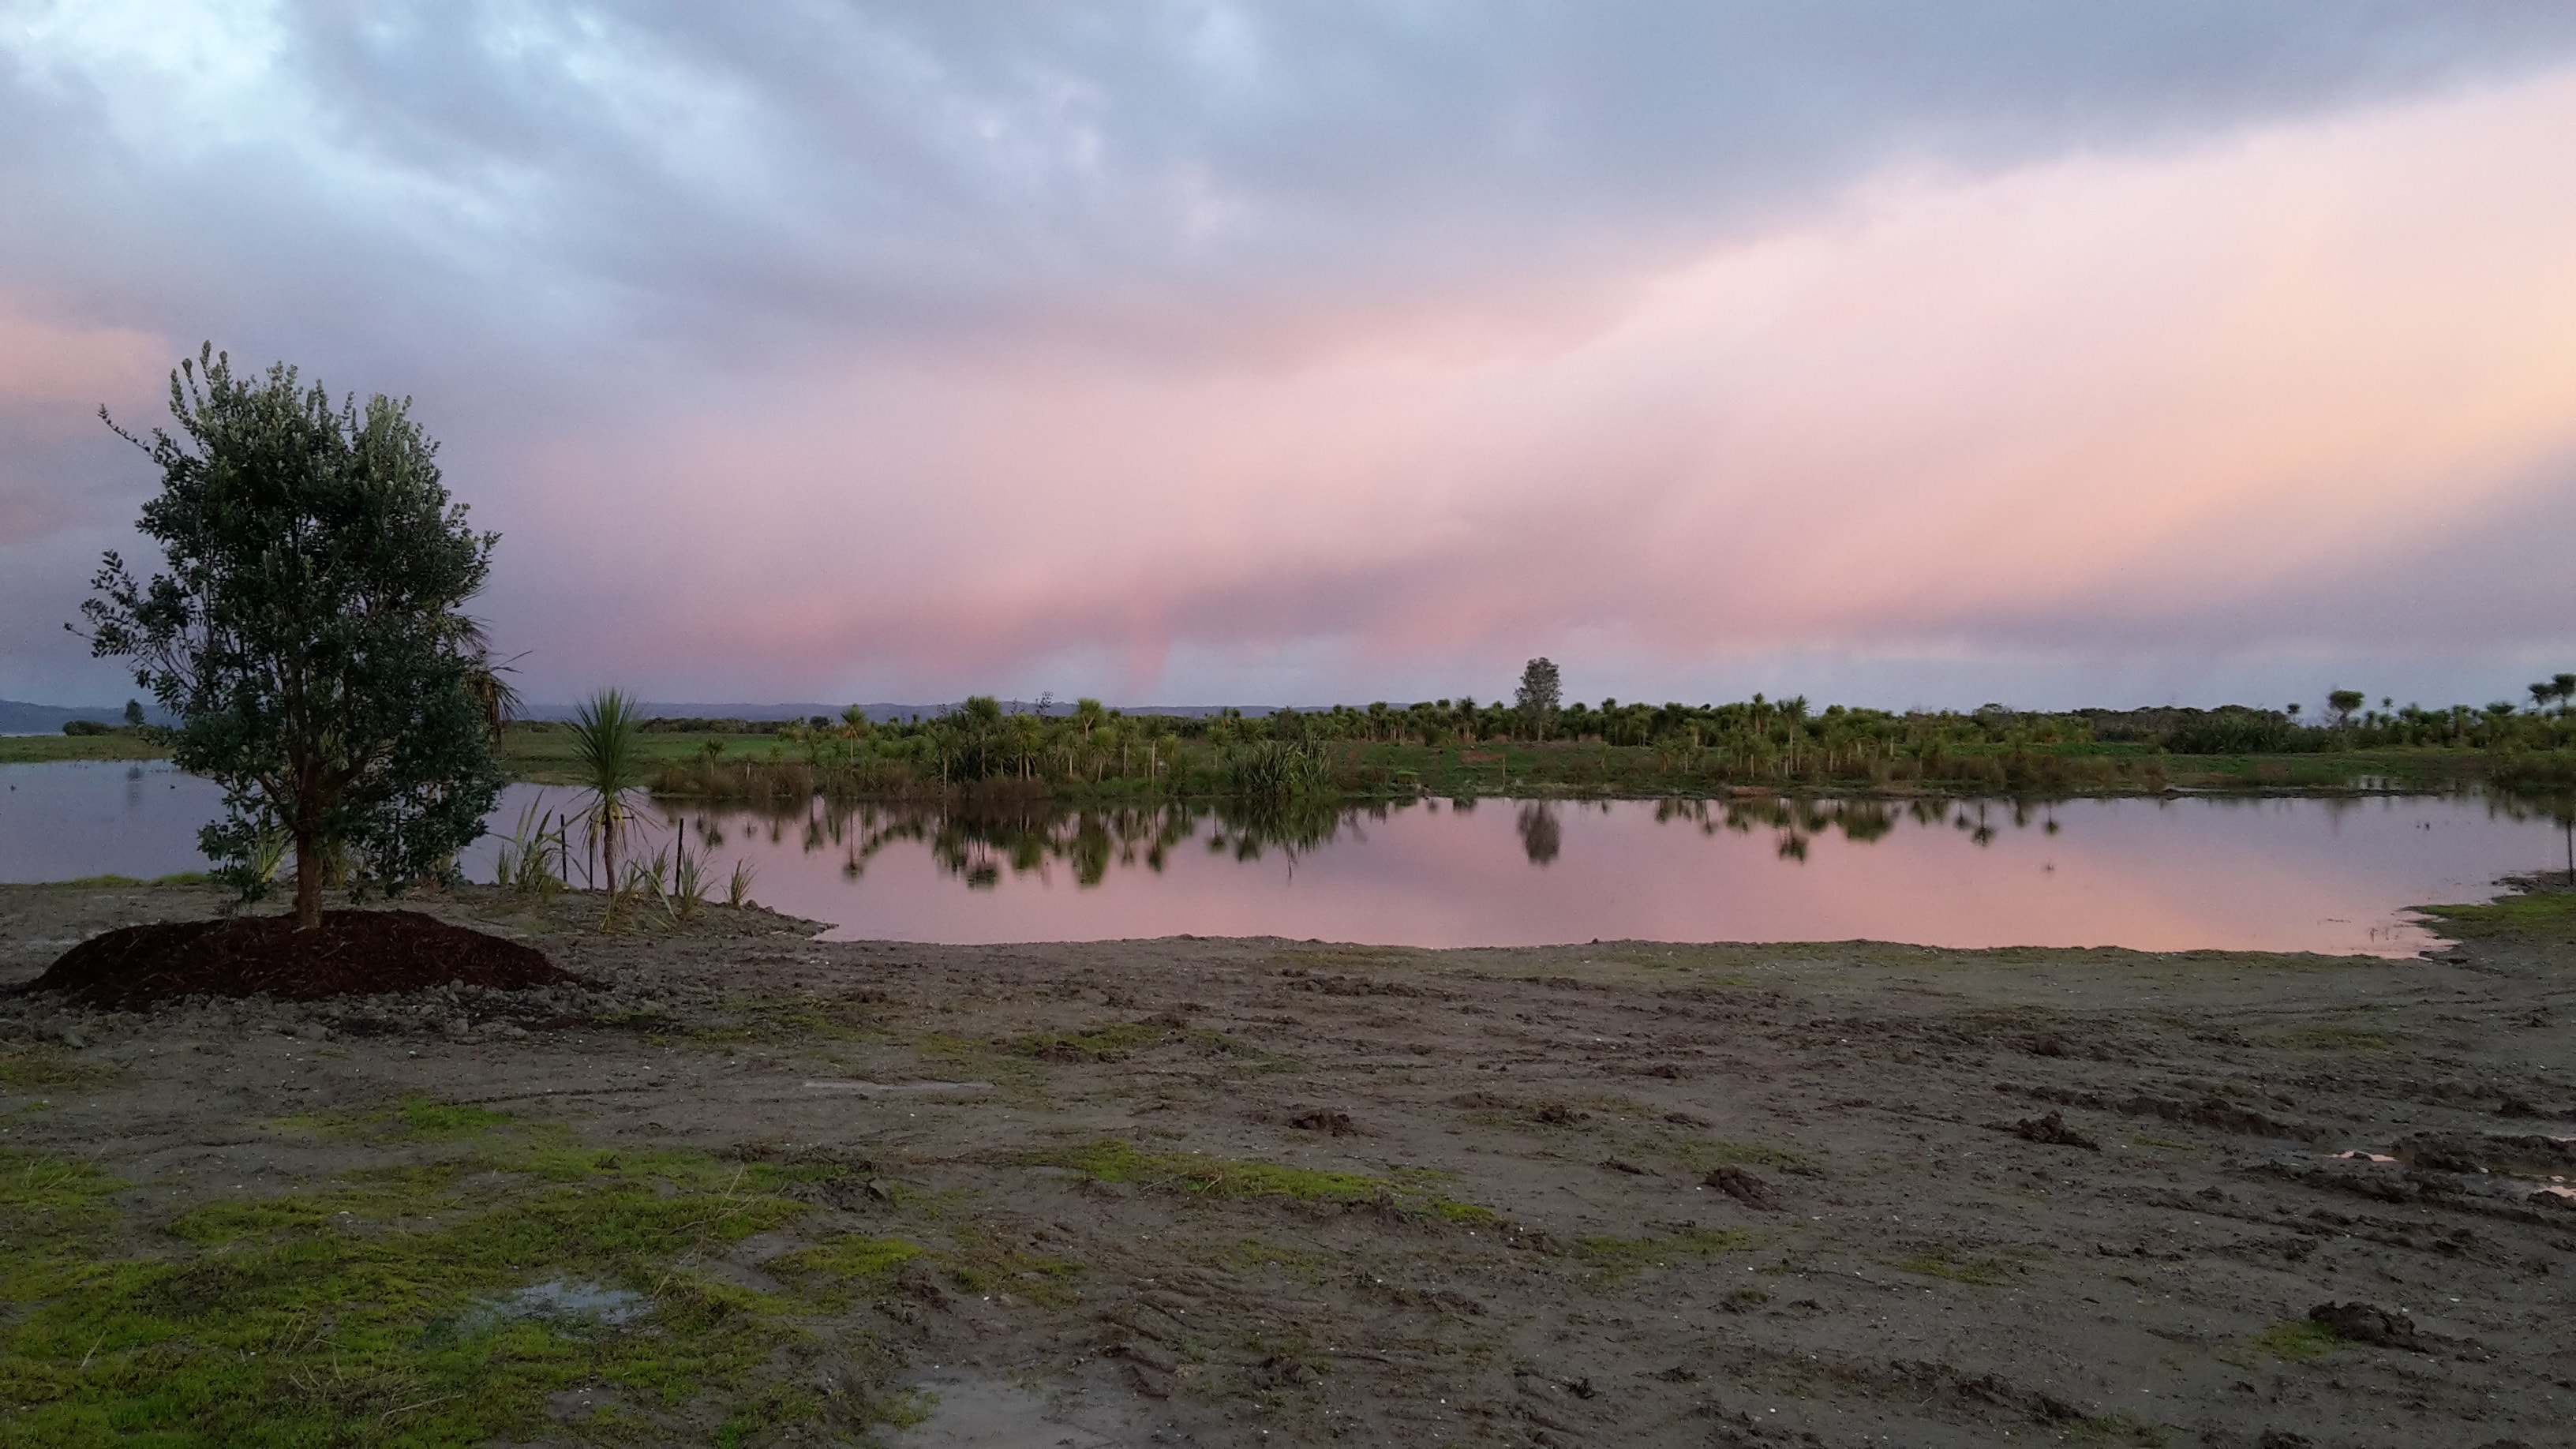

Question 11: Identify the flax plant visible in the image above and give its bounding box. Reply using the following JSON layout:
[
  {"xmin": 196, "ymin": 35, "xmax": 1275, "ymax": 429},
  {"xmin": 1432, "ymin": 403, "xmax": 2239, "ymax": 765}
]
[{"xmin": 569, "ymin": 687, "xmax": 648, "ymax": 930}]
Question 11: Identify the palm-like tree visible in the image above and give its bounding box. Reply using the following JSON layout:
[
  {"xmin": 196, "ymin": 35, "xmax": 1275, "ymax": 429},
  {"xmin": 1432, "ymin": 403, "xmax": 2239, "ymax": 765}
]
[{"xmin": 569, "ymin": 687, "xmax": 647, "ymax": 930}]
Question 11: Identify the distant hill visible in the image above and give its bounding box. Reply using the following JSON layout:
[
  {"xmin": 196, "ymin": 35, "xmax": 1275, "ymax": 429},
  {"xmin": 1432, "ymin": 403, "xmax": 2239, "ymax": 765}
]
[
  {"xmin": 515, "ymin": 702, "xmax": 1291, "ymax": 723},
  {"xmin": 0, "ymin": 698, "xmax": 172, "ymax": 735}
]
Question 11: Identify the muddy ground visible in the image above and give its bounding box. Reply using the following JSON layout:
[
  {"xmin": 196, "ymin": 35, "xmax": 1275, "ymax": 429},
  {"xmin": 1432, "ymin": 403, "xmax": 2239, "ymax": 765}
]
[{"xmin": 3, "ymin": 880, "xmax": 2574, "ymax": 1448}]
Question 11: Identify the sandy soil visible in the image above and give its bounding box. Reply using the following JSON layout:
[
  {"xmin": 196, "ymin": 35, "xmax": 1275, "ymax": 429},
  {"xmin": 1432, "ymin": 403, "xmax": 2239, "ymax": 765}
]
[{"xmin": 3, "ymin": 880, "xmax": 2573, "ymax": 1448}]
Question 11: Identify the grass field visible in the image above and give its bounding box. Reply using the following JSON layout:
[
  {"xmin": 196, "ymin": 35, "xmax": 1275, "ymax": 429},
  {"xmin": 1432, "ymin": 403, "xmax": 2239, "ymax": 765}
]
[{"xmin": 8, "ymin": 725, "xmax": 2567, "ymax": 803}]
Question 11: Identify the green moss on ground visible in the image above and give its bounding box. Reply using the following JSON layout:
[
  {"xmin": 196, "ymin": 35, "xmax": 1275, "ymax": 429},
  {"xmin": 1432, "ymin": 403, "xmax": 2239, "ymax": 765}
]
[
  {"xmin": 2241, "ymin": 1318, "xmax": 2345, "ymax": 1363},
  {"xmin": 1574, "ymin": 1227, "xmax": 1758, "ymax": 1283},
  {"xmin": 1889, "ymin": 1249, "xmax": 2026, "ymax": 1286},
  {"xmin": 0, "ymin": 1049, "xmax": 119, "ymax": 1093},
  {"xmin": 1030, "ymin": 1139, "xmax": 1496, "ymax": 1224},
  {"xmin": 0, "ymin": 1101, "xmax": 953, "ymax": 1447}
]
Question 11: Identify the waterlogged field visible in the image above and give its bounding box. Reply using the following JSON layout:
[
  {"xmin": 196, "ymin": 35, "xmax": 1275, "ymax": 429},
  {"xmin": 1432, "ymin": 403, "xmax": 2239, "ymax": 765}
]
[{"xmin": 3, "ymin": 761, "xmax": 2569, "ymax": 954}]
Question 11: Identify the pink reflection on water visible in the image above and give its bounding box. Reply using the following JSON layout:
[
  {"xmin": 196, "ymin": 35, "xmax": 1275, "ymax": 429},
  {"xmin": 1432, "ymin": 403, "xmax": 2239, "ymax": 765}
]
[{"xmin": 621, "ymin": 792, "xmax": 2556, "ymax": 956}]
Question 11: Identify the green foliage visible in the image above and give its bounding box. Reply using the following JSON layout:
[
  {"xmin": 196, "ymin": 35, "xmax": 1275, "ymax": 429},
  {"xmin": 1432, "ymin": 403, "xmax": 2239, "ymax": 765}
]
[
  {"xmin": 78, "ymin": 346, "xmax": 506, "ymax": 926},
  {"xmin": 1515, "ymin": 657, "xmax": 1562, "ymax": 738},
  {"xmin": 568, "ymin": 688, "xmax": 648, "ymax": 927},
  {"xmin": 58, "ymin": 719, "xmax": 111, "ymax": 737}
]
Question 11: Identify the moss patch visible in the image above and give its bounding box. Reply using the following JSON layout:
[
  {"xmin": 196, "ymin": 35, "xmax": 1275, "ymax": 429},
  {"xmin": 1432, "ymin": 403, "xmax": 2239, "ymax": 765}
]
[
  {"xmin": 0, "ymin": 1047, "xmax": 118, "ymax": 1092},
  {"xmin": 0, "ymin": 1103, "xmax": 942, "ymax": 1446},
  {"xmin": 2244, "ymin": 1317, "xmax": 2344, "ymax": 1363},
  {"xmin": 1029, "ymin": 1139, "xmax": 1494, "ymax": 1224},
  {"xmin": 1889, "ymin": 1249, "xmax": 2024, "ymax": 1286},
  {"xmin": 1575, "ymin": 1227, "xmax": 1758, "ymax": 1283}
]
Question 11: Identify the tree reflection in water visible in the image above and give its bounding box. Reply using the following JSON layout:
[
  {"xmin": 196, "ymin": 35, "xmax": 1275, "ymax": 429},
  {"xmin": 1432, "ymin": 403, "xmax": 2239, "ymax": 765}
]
[
  {"xmin": 655, "ymin": 790, "xmax": 2123, "ymax": 892},
  {"xmin": 660, "ymin": 793, "xmax": 1378, "ymax": 890},
  {"xmin": 1516, "ymin": 802, "xmax": 1561, "ymax": 864}
]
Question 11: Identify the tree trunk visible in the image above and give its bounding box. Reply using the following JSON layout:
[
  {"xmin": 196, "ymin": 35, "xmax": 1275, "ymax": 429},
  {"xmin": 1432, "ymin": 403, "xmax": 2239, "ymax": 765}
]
[{"xmin": 293, "ymin": 818, "xmax": 322, "ymax": 930}]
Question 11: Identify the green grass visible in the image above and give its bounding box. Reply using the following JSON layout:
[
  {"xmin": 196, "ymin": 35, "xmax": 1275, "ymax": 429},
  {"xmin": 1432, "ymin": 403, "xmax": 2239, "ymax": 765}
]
[
  {"xmin": 1665, "ymin": 1138, "xmax": 1818, "ymax": 1175},
  {"xmin": 1575, "ymin": 1226, "xmax": 1758, "ymax": 1282},
  {"xmin": 277, "ymin": 1093, "xmax": 523, "ymax": 1144},
  {"xmin": 1009, "ymin": 1020, "xmax": 1179, "ymax": 1060},
  {"xmin": 502, "ymin": 728, "xmax": 789, "ymax": 785},
  {"xmin": 0, "ymin": 734, "xmax": 167, "ymax": 766},
  {"xmin": 2243, "ymin": 1318, "xmax": 2344, "ymax": 1363},
  {"xmin": 35, "ymin": 873, "xmax": 213, "ymax": 889},
  {"xmin": 0, "ymin": 1103, "xmax": 960, "ymax": 1446},
  {"xmin": 2417, "ymin": 886, "xmax": 2576, "ymax": 943},
  {"xmin": 0, "ymin": 1049, "xmax": 118, "ymax": 1093},
  {"xmin": 1889, "ymin": 1249, "xmax": 2024, "ymax": 1286},
  {"xmin": 1028, "ymin": 1139, "xmax": 1496, "ymax": 1224}
]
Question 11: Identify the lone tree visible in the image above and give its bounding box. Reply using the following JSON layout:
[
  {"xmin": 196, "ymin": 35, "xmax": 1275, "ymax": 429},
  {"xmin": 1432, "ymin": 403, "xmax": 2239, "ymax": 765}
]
[
  {"xmin": 1515, "ymin": 657, "xmax": 1563, "ymax": 739},
  {"xmin": 77, "ymin": 346, "xmax": 507, "ymax": 929}
]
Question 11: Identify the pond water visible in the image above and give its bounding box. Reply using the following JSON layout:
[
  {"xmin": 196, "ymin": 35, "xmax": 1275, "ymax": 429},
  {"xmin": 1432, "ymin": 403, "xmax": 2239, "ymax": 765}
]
[{"xmin": 6, "ymin": 761, "xmax": 2570, "ymax": 955}]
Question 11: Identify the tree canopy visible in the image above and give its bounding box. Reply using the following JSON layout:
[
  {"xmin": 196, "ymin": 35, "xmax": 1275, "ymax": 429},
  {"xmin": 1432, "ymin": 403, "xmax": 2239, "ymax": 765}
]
[{"xmin": 79, "ymin": 346, "xmax": 506, "ymax": 928}]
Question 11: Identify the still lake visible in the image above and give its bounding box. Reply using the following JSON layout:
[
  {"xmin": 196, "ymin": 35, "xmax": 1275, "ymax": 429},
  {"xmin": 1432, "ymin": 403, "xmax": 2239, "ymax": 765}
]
[{"xmin": 6, "ymin": 760, "xmax": 2569, "ymax": 955}]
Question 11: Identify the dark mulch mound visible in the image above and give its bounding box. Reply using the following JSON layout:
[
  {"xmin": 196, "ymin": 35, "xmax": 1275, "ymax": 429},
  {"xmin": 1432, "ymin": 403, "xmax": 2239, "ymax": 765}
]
[{"xmin": 29, "ymin": 909, "xmax": 575, "ymax": 1009}]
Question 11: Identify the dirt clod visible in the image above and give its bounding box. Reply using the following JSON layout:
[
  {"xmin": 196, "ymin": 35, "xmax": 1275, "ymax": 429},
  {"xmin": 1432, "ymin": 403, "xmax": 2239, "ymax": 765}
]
[
  {"xmin": 2009, "ymin": 1111, "xmax": 2102, "ymax": 1151},
  {"xmin": 1288, "ymin": 1108, "xmax": 1355, "ymax": 1135},
  {"xmin": 1703, "ymin": 1166, "xmax": 1781, "ymax": 1210},
  {"xmin": 2308, "ymin": 1301, "xmax": 2422, "ymax": 1349}
]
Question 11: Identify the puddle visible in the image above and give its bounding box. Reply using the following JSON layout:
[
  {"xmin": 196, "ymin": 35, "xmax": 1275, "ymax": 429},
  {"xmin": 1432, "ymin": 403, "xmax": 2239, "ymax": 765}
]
[
  {"xmin": 463, "ymin": 1279, "xmax": 647, "ymax": 1333},
  {"xmin": 13, "ymin": 760, "xmax": 2574, "ymax": 955},
  {"xmin": 882, "ymin": 1372, "xmax": 1154, "ymax": 1448}
]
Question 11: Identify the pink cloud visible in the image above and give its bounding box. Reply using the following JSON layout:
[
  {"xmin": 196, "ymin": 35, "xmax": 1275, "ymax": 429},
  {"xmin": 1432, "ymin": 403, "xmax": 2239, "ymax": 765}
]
[{"xmin": 470, "ymin": 62, "xmax": 2576, "ymax": 702}]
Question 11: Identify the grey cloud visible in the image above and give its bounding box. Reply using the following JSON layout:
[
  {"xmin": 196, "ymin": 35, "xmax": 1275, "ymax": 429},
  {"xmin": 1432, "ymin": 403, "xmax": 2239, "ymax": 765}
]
[{"xmin": 17, "ymin": 2, "xmax": 2576, "ymax": 366}]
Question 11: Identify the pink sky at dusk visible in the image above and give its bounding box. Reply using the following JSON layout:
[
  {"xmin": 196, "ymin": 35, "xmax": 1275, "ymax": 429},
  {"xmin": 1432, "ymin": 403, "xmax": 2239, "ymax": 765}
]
[{"xmin": 3, "ymin": 5, "xmax": 2573, "ymax": 711}]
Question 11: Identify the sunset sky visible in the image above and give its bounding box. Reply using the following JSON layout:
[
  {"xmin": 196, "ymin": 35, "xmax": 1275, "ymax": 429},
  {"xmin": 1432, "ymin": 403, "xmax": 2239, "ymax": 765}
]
[{"xmin": 6, "ymin": 3, "xmax": 2575, "ymax": 711}]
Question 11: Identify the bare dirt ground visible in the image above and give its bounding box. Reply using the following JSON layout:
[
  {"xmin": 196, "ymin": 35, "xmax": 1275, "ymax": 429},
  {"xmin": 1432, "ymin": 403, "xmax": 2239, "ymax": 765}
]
[{"xmin": 3, "ymin": 880, "xmax": 2573, "ymax": 1447}]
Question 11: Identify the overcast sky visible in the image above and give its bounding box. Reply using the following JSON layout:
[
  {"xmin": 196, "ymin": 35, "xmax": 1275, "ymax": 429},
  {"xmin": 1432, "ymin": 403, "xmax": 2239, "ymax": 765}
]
[{"xmin": 6, "ymin": 2, "xmax": 2575, "ymax": 710}]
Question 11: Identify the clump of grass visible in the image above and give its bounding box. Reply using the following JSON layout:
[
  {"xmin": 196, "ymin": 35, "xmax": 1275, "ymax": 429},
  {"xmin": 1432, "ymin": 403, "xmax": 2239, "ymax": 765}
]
[
  {"xmin": 1031, "ymin": 1139, "xmax": 1493, "ymax": 1222},
  {"xmin": 1215, "ymin": 1238, "xmax": 1339, "ymax": 1279},
  {"xmin": 278, "ymin": 1091, "xmax": 524, "ymax": 1144},
  {"xmin": 1890, "ymin": 1249, "xmax": 2023, "ymax": 1286},
  {"xmin": 1576, "ymin": 1226, "xmax": 1758, "ymax": 1282},
  {"xmin": 1003, "ymin": 1020, "xmax": 1255, "ymax": 1068},
  {"xmin": 1667, "ymin": 1138, "xmax": 1818, "ymax": 1176},
  {"xmin": 2244, "ymin": 1317, "xmax": 2344, "ymax": 1362},
  {"xmin": 1010, "ymin": 1020, "xmax": 1178, "ymax": 1061},
  {"xmin": 763, "ymin": 1234, "xmax": 925, "ymax": 1310},
  {"xmin": 945, "ymin": 1244, "xmax": 1081, "ymax": 1309}
]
